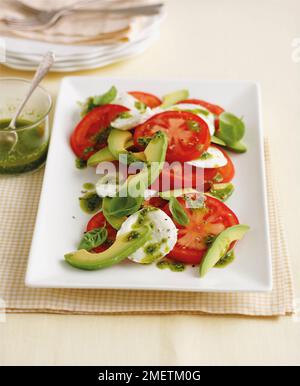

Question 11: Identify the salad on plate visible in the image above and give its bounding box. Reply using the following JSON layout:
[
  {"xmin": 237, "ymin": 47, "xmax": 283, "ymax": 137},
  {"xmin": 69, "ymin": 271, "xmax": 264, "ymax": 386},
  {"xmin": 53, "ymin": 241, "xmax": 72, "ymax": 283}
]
[{"xmin": 64, "ymin": 86, "xmax": 250, "ymax": 277}]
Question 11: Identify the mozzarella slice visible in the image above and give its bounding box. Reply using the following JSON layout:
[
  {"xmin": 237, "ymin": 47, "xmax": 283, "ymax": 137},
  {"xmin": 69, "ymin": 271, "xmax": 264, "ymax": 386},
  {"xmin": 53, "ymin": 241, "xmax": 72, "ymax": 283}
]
[
  {"xmin": 187, "ymin": 146, "xmax": 227, "ymax": 168},
  {"xmin": 111, "ymin": 107, "xmax": 152, "ymax": 130},
  {"xmin": 112, "ymin": 91, "xmax": 139, "ymax": 110},
  {"xmin": 170, "ymin": 103, "xmax": 215, "ymax": 136},
  {"xmin": 117, "ymin": 208, "xmax": 178, "ymax": 264},
  {"xmin": 111, "ymin": 91, "xmax": 153, "ymax": 130}
]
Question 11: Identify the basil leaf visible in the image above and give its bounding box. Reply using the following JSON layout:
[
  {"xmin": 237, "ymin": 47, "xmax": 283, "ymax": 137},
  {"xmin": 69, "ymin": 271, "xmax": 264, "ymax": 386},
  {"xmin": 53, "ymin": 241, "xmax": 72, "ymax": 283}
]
[
  {"xmin": 218, "ymin": 112, "xmax": 245, "ymax": 144},
  {"xmin": 80, "ymin": 86, "xmax": 117, "ymax": 116},
  {"xmin": 104, "ymin": 195, "xmax": 144, "ymax": 218},
  {"xmin": 93, "ymin": 86, "xmax": 117, "ymax": 106},
  {"xmin": 78, "ymin": 227, "xmax": 108, "ymax": 251},
  {"xmin": 169, "ymin": 197, "xmax": 190, "ymax": 226}
]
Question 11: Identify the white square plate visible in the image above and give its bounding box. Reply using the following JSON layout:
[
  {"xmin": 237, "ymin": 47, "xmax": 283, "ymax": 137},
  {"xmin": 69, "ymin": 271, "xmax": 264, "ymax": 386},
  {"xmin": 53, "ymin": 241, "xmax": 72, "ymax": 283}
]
[{"xmin": 26, "ymin": 77, "xmax": 272, "ymax": 291}]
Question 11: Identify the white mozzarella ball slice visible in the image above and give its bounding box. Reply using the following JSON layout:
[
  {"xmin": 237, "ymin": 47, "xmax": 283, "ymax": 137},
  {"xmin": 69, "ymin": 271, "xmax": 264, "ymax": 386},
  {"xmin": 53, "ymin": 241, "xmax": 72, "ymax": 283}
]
[
  {"xmin": 111, "ymin": 107, "xmax": 153, "ymax": 130},
  {"xmin": 187, "ymin": 146, "xmax": 228, "ymax": 168},
  {"xmin": 112, "ymin": 91, "xmax": 139, "ymax": 110},
  {"xmin": 117, "ymin": 208, "xmax": 178, "ymax": 264}
]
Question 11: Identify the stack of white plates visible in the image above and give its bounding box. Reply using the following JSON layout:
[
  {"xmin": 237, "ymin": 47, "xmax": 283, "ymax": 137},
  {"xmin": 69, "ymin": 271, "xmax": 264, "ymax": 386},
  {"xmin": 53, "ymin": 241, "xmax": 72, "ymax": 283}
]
[{"xmin": 2, "ymin": 10, "xmax": 164, "ymax": 72}]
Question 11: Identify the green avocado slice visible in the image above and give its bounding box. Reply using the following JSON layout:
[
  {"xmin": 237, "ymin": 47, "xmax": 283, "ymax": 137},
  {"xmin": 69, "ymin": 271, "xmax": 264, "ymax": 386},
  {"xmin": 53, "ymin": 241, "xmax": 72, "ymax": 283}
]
[
  {"xmin": 102, "ymin": 131, "xmax": 168, "ymax": 229},
  {"xmin": 108, "ymin": 129, "xmax": 145, "ymax": 164},
  {"xmin": 128, "ymin": 130, "xmax": 168, "ymax": 188},
  {"xmin": 211, "ymin": 135, "xmax": 226, "ymax": 146},
  {"xmin": 160, "ymin": 89, "xmax": 189, "ymax": 109},
  {"xmin": 65, "ymin": 225, "xmax": 152, "ymax": 270},
  {"xmin": 199, "ymin": 224, "xmax": 250, "ymax": 277},
  {"xmin": 87, "ymin": 146, "xmax": 116, "ymax": 166}
]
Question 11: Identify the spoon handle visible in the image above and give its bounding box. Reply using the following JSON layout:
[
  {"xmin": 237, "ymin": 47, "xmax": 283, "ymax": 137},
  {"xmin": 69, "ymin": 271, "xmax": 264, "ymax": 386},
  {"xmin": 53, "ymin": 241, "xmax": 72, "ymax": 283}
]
[{"xmin": 9, "ymin": 52, "xmax": 55, "ymax": 130}]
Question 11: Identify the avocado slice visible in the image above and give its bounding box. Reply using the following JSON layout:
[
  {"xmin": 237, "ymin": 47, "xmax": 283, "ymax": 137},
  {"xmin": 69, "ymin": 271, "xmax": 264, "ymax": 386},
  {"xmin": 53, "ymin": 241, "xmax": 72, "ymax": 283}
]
[
  {"xmin": 65, "ymin": 225, "xmax": 151, "ymax": 270},
  {"xmin": 199, "ymin": 224, "xmax": 250, "ymax": 277},
  {"xmin": 144, "ymin": 130, "xmax": 168, "ymax": 164},
  {"xmin": 226, "ymin": 140, "xmax": 247, "ymax": 153},
  {"xmin": 108, "ymin": 129, "xmax": 146, "ymax": 163},
  {"xmin": 102, "ymin": 132, "xmax": 168, "ymax": 229},
  {"xmin": 211, "ymin": 135, "xmax": 226, "ymax": 146},
  {"xmin": 160, "ymin": 89, "xmax": 189, "ymax": 109},
  {"xmin": 208, "ymin": 183, "xmax": 234, "ymax": 202},
  {"xmin": 87, "ymin": 147, "xmax": 116, "ymax": 166},
  {"xmin": 135, "ymin": 130, "xmax": 168, "ymax": 187}
]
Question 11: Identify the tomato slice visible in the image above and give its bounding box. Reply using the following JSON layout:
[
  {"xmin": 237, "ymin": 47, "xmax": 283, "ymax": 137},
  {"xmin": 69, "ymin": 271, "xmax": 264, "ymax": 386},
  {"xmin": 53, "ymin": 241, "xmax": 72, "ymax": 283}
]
[
  {"xmin": 180, "ymin": 99, "xmax": 224, "ymax": 116},
  {"xmin": 129, "ymin": 91, "xmax": 162, "ymax": 108},
  {"xmin": 180, "ymin": 99, "xmax": 224, "ymax": 132},
  {"xmin": 144, "ymin": 196, "xmax": 167, "ymax": 209},
  {"xmin": 163, "ymin": 194, "xmax": 239, "ymax": 265},
  {"xmin": 70, "ymin": 104, "xmax": 128, "ymax": 160},
  {"xmin": 152, "ymin": 147, "xmax": 234, "ymax": 192},
  {"xmin": 204, "ymin": 146, "xmax": 235, "ymax": 189},
  {"xmin": 134, "ymin": 111, "xmax": 211, "ymax": 163},
  {"xmin": 86, "ymin": 212, "xmax": 117, "ymax": 253}
]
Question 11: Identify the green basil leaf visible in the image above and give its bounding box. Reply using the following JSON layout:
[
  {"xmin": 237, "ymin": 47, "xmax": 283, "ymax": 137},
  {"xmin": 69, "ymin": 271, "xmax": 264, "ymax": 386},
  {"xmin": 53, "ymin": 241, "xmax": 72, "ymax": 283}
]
[
  {"xmin": 78, "ymin": 227, "xmax": 108, "ymax": 251},
  {"xmin": 218, "ymin": 112, "xmax": 245, "ymax": 143},
  {"xmin": 169, "ymin": 197, "xmax": 190, "ymax": 226},
  {"xmin": 80, "ymin": 86, "xmax": 117, "ymax": 116},
  {"xmin": 104, "ymin": 195, "xmax": 144, "ymax": 218},
  {"xmin": 93, "ymin": 86, "xmax": 117, "ymax": 106}
]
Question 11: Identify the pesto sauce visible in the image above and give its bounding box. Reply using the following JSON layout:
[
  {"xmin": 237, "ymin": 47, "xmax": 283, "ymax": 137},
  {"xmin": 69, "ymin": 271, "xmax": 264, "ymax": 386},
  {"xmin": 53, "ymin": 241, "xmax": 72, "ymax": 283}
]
[
  {"xmin": 200, "ymin": 151, "xmax": 213, "ymax": 160},
  {"xmin": 214, "ymin": 250, "xmax": 235, "ymax": 268},
  {"xmin": 209, "ymin": 183, "xmax": 234, "ymax": 201},
  {"xmin": 132, "ymin": 206, "xmax": 158, "ymax": 229},
  {"xmin": 79, "ymin": 191, "xmax": 102, "ymax": 214},
  {"xmin": 83, "ymin": 182, "xmax": 95, "ymax": 191},
  {"xmin": 140, "ymin": 240, "xmax": 165, "ymax": 264},
  {"xmin": 75, "ymin": 158, "xmax": 87, "ymax": 169},
  {"xmin": 0, "ymin": 119, "xmax": 48, "ymax": 175},
  {"xmin": 156, "ymin": 258, "xmax": 185, "ymax": 272}
]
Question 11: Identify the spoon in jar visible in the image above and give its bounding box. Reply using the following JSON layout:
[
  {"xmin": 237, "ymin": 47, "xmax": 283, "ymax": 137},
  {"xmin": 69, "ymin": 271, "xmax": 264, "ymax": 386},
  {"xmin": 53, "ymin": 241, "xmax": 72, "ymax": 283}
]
[{"xmin": 1, "ymin": 51, "xmax": 55, "ymax": 151}]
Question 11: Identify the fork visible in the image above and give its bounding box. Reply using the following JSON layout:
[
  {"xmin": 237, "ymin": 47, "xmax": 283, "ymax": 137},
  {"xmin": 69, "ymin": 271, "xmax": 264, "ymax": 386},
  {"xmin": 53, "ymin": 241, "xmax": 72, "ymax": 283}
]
[{"xmin": 5, "ymin": 1, "xmax": 164, "ymax": 31}]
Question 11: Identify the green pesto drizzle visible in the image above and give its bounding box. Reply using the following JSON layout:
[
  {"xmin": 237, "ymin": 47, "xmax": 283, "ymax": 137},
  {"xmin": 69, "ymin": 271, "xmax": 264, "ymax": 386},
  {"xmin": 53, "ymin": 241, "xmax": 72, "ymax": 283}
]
[
  {"xmin": 214, "ymin": 250, "xmax": 235, "ymax": 268},
  {"xmin": 156, "ymin": 259, "xmax": 186, "ymax": 272},
  {"xmin": 79, "ymin": 192, "xmax": 102, "ymax": 214},
  {"xmin": 82, "ymin": 182, "xmax": 95, "ymax": 191}
]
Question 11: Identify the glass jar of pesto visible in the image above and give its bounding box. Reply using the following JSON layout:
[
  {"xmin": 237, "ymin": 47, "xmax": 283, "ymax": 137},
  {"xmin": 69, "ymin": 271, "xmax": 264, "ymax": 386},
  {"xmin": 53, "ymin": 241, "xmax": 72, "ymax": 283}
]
[{"xmin": 0, "ymin": 78, "xmax": 52, "ymax": 175}]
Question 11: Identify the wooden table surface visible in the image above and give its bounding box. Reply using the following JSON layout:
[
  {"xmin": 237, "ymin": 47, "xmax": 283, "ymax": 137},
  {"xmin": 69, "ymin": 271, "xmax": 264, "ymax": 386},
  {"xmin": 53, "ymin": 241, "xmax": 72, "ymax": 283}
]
[{"xmin": 0, "ymin": 0, "xmax": 300, "ymax": 365}]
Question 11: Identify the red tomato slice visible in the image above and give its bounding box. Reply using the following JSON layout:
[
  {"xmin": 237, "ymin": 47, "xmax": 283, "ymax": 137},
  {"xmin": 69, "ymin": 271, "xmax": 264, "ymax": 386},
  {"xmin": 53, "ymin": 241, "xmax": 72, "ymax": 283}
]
[
  {"xmin": 70, "ymin": 104, "xmax": 129, "ymax": 160},
  {"xmin": 128, "ymin": 91, "xmax": 162, "ymax": 108},
  {"xmin": 144, "ymin": 196, "xmax": 167, "ymax": 209},
  {"xmin": 134, "ymin": 111, "xmax": 211, "ymax": 163},
  {"xmin": 204, "ymin": 146, "xmax": 235, "ymax": 189},
  {"xmin": 180, "ymin": 99, "xmax": 224, "ymax": 131},
  {"xmin": 163, "ymin": 194, "xmax": 239, "ymax": 265},
  {"xmin": 86, "ymin": 212, "xmax": 117, "ymax": 253},
  {"xmin": 180, "ymin": 99, "xmax": 225, "ymax": 116},
  {"xmin": 152, "ymin": 147, "xmax": 234, "ymax": 192}
]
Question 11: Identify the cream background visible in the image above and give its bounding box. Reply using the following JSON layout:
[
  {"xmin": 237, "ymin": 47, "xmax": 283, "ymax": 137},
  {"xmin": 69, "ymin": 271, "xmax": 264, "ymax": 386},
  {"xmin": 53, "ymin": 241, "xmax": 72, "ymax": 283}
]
[{"xmin": 0, "ymin": 0, "xmax": 300, "ymax": 365}]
